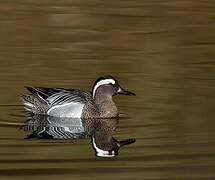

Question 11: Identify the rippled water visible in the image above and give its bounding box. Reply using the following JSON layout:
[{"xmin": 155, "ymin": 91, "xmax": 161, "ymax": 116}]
[{"xmin": 1, "ymin": 0, "xmax": 215, "ymax": 179}]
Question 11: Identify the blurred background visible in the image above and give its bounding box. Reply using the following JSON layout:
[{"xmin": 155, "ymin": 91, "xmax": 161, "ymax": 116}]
[{"xmin": 0, "ymin": 0, "xmax": 215, "ymax": 179}]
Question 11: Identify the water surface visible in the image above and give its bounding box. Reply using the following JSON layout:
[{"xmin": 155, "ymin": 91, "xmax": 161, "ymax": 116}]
[{"xmin": 0, "ymin": 0, "xmax": 215, "ymax": 179}]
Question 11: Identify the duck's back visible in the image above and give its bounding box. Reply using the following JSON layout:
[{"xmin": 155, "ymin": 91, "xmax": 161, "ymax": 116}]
[
  {"xmin": 21, "ymin": 87, "xmax": 98, "ymax": 118},
  {"xmin": 47, "ymin": 89, "xmax": 98, "ymax": 118}
]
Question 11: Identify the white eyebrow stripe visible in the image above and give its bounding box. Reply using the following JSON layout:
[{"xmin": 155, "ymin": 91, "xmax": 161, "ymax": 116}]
[
  {"xmin": 92, "ymin": 137, "xmax": 115, "ymax": 157},
  {"xmin": 93, "ymin": 79, "xmax": 115, "ymax": 97}
]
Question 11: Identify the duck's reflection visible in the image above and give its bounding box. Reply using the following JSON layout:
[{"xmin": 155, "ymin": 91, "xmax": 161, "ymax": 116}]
[{"xmin": 21, "ymin": 115, "xmax": 135, "ymax": 158}]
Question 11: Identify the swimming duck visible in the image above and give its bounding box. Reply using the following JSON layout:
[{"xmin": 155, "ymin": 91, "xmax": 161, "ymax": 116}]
[{"xmin": 20, "ymin": 75, "xmax": 136, "ymax": 118}]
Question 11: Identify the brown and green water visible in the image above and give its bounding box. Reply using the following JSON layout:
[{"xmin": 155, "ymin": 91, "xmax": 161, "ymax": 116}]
[{"xmin": 0, "ymin": 0, "xmax": 215, "ymax": 179}]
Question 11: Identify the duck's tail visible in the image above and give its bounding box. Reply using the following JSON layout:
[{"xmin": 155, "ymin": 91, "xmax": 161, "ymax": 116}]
[{"xmin": 20, "ymin": 94, "xmax": 48, "ymax": 115}]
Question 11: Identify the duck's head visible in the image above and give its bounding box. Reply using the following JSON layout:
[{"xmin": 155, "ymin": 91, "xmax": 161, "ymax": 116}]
[
  {"xmin": 92, "ymin": 75, "xmax": 136, "ymax": 98},
  {"xmin": 92, "ymin": 133, "xmax": 136, "ymax": 158}
]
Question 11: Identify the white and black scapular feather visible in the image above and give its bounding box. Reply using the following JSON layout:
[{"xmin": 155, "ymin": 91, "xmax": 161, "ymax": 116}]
[
  {"xmin": 20, "ymin": 75, "xmax": 136, "ymax": 118},
  {"xmin": 21, "ymin": 87, "xmax": 91, "ymax": 118}
]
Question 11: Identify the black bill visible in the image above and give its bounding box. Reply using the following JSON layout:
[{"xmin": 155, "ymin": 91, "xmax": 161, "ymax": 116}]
[{"xmin": 117, "ymin": 87, "xmax": 136, "ymax": 96}]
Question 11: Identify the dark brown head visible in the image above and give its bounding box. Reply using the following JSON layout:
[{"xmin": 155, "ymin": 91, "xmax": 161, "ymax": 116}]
[{"xmin": 92, "ymin": 75, "xmax": 136, "ymax": 98}]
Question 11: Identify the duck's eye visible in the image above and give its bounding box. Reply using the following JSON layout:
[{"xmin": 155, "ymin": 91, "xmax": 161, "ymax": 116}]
[{"xmin": 112, "ymin": 83, "xmax": 118, "ymax": 88}]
